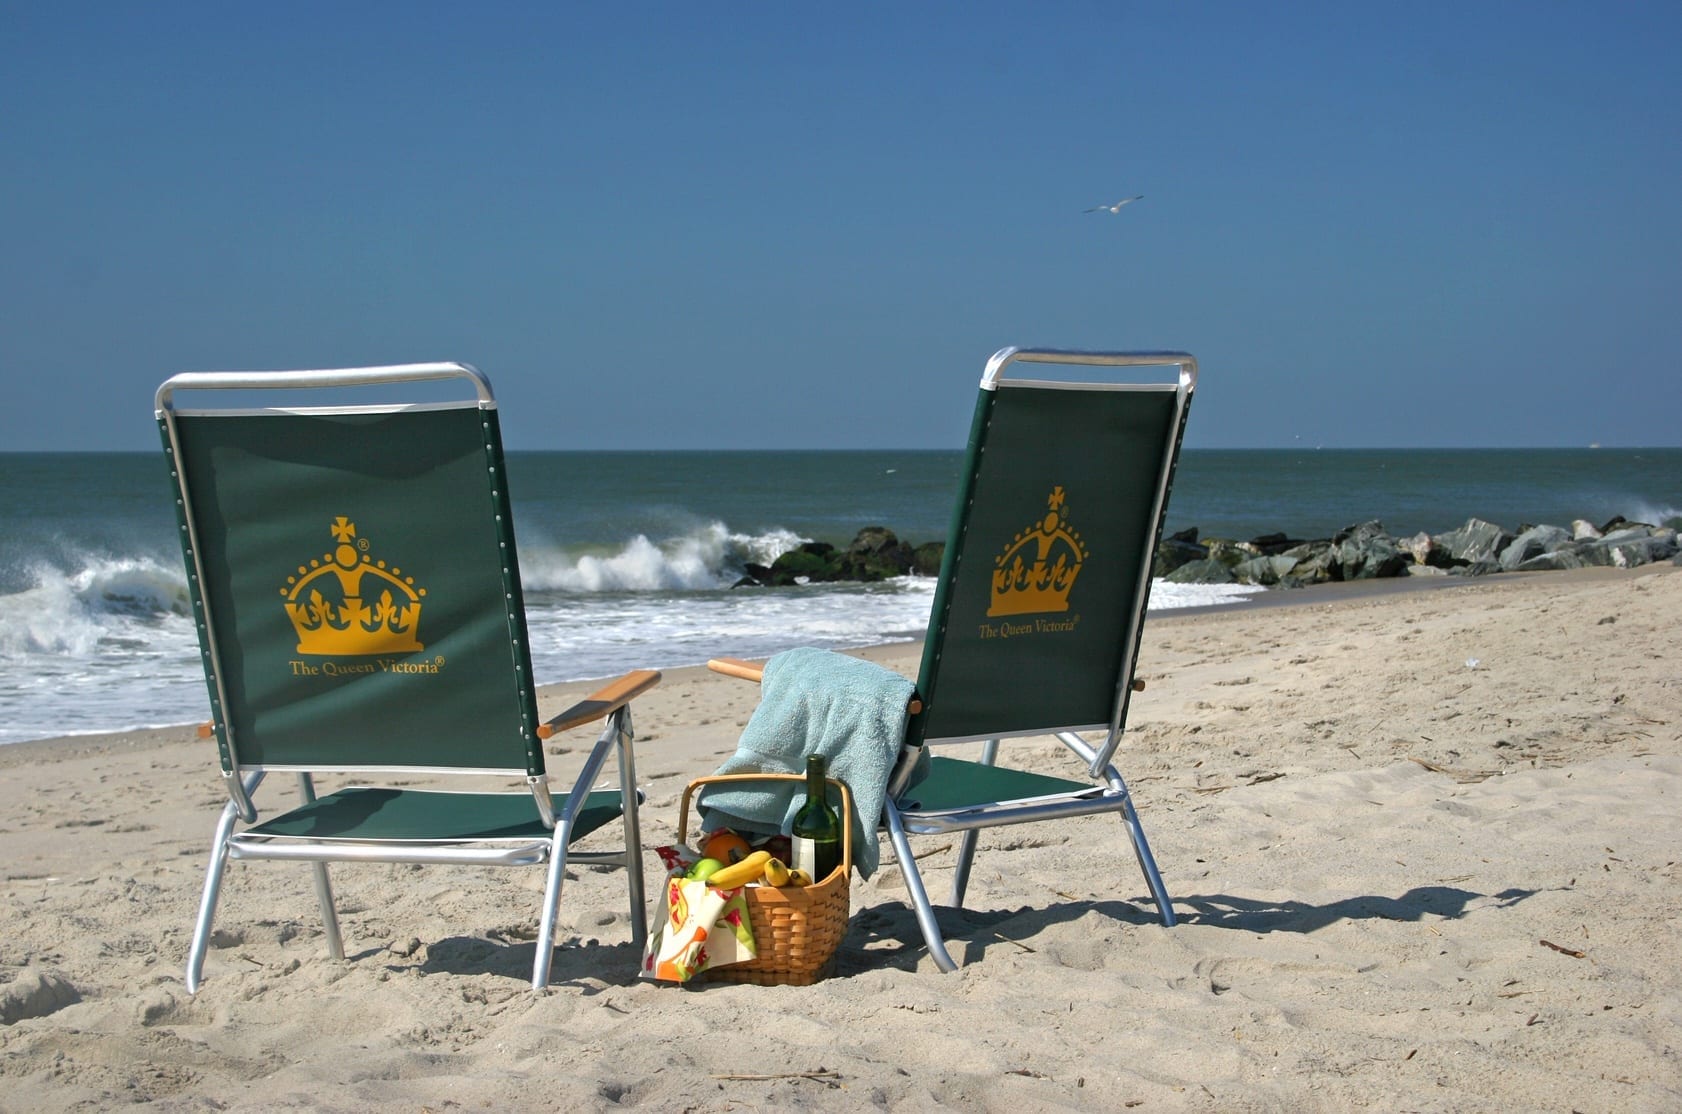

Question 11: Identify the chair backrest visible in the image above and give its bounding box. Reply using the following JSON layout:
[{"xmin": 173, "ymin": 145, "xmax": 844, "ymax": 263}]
[
  {"xmin": 910, "ymin": 348, "xmax": 1196, "ymax": 775},
  {"xmin": 156, "ymin": 363, "xmax": 545, "ymax": 780}
]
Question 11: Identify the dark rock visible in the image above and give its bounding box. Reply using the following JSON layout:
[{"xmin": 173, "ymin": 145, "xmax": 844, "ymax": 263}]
[
  {"xmin": 1164, "ymin": 557, "xmax": 1235, "ymax": 584},
  {"xmin": 1203, "ymin": 538, "xmax": 1260, "ymax": 569},
  {"xmin": 837, "ymin": 528, "xmax": 914, "ymax": 580},
  {"xmin": 1517, "ymin": 549, "xmax": 1586, "ymax": 572},
  {"xmin": 1233, "ymin": 554, "xmax": 1300, "ymax": 585},
  {"xmin": 1608, "ymin": 525, "xmax": 1675, "ymax": 548},
  {"xmin": 1279, "ymin": 541, "xmax": 1337, "ymax": 585},
  {"xmin": 767, "ymin": 546, "xmax": 841, "ymax": 585},
  {"xmin": 1332, "ymin": 520, "xmax": 1385, "ymax": 545},
  {"xmin": 1365, "ymin": 550, "xmax": 1410, "ymax": 579},
  {"xmin": 1582, "ymin": 526, "xmax": 1678, "ymax": 568},
  {"xmin": 1499, "ymin": 525, "xmax": 1573, "ymax": 571},
  {"xmin": 749, "ymin": 533, "xmax": 940, "ymax": 586},
  {"xmin": 838, "ymin": 550, "xmax": 909, "ymax": 581},
  {"xmin": 1401, "ymin": 531, "xmax": 1464, "ymax": 569},
  {"xmin": 749, "ymin": 509, "xmax": 1675, "ymax": 592},
  {"xmin": 1435, "ymin": 518, "xmax": 1513, "ymax": 565},
  {"xmin": 848, "ymin": 527, "xmax": 900, "ymax": 556},
  {"xmin": 1154, "ymin": 533, "xmax": 1208, "ymax": 577},
  {"xmin": 1248, "ymin": 532, "xmax": 1306, "ymax": 556},
  {"xmin": 1332, "ymin": 521, "xmax": 1409, "ymax": 580}
]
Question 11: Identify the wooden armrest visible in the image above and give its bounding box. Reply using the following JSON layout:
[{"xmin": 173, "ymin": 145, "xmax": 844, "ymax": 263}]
[
  {"xmin": 707, "ymin": 657, "xmax": 766, "ymax": 683},
  {"xmin": 706, "ymin": 657, "xmax": 925, "ymax": 715},
  {"xmin": 539, "ymin": 669, "xmax": 661, "ymax": 737}
]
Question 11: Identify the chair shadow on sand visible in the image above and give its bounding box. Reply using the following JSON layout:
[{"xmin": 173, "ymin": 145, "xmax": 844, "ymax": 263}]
[
  {"xmin": 375, "ymin": 885, "xmax": 1543, "ymax": 986},
  {"xmin": 837, "ymin": 884, "xmax": 1542, "ymax": 974},
  {"xmin": 407, "ymin": 932, "xmax": 646, "ymax": 992}
]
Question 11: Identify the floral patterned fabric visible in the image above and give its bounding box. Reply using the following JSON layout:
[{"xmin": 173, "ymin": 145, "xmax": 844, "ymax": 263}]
[{"xmin": 640, "ymin": 846, "xmax": 757, "ymax": 982}]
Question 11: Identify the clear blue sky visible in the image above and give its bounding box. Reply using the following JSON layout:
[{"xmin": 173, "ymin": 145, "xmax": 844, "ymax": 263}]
[{"xmin": 4, "ymin": 2, "xmax": 1679, "ymax": 451}]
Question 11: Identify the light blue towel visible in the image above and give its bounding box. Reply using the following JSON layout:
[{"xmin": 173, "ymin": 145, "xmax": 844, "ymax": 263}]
[{"xmin": 697, "ymin": 647, "xmax": 923, "ymax": 879}]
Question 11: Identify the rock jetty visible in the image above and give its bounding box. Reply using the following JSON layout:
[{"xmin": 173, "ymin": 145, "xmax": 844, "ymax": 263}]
[
  {"xmin": 1156, "ymin": 515, "xmax": 1679, "ymax": 588},
  {"xmin": 735, "ymin": 527, "xmax": 944, "ymax": 587},
  {"xmin": 733, "ymin": 516, "xmax": 1681, "ymax": 590}
]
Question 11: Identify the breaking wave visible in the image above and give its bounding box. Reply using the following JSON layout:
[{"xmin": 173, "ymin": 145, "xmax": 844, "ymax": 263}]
[
  {"xmin": 518, "ymin": 522, "xmax": 807, "ymax": 592},
  {"xmin": 0, "ymin": 555, "xmax": 192, "ymax": 656}
]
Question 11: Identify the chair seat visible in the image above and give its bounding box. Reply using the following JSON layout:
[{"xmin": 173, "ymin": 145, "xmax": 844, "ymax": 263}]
[
  {"xmin": 897, "ymin": 756, "xmax": 1106, "ymax": 817},
  {"xmin": 239, "ymin": 786, "xmax": 626, "ymax": 845}
]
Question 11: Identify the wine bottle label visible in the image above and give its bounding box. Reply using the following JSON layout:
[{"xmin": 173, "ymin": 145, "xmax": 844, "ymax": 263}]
[{"xmin": 793, "ymin": 835, "xmax": 818, "ymax": 879}]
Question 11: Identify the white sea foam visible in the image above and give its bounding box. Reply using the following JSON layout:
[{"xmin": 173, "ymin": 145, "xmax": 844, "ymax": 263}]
[
  {"xmin": 522, "ymin": 578, "xmax": 941, "ymax": 683},
  {"xmin": 519, "ymin": 575, "xmax": 1262, "ymax": 684},
  {"xmin": 0, "ymin": 555, "xmax": 205, "ymax": 743},
  {"xmin": 1623, "ymin": 501, "xmax": 1682, "ymax": 529},
  {"xmin": 0, "ymin": 557, "xmax": 190, "ymax": 654},
  {"xmin": 519, "ymin": 522, "xmax": 807, "ymax": 592},
  {"xmin": 0, "ymin": 572, "xmax": 108, "ymax": 657},
  {"xmin": 1151, "ymin": 581, "xmax": 1267, "ymax": 609}
]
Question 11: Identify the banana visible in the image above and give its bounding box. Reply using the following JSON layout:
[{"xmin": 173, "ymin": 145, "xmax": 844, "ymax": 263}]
[
  {"xmin": 705, "ymin": 849, "xmax": 772, "ymax": 889},
  {"xmin": 787, "ymin": 868, "xmax": 814, "ymax": 887},
  {"xmin": 762, "ymin": 857, "xmax": 791, "ymax": 887}
]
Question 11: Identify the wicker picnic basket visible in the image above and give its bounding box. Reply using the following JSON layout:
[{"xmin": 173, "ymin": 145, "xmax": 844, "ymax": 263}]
[{"xmin": 677, "ymin": 773, "xmax": 853, "ymax": 986}]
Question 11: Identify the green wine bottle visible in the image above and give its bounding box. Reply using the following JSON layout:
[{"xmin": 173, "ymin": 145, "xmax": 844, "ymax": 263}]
[{"xmin": 791, "ymin": 754, "xmax": 842, "ymax": 882}]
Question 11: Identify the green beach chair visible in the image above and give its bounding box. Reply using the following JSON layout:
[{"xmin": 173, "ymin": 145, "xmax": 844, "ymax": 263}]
[
  {"xmin": 155, "ymin": 362, "xmax": 656, "ymax": 991},
  {"xmin": 713, "ymin": 347, "xmax": 1193, "ymax": 970}
]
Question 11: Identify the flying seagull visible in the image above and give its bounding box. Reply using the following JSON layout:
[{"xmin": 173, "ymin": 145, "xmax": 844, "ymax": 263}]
[{"xmin": 1084, "ymin": 195, "xmax": 1143, "ymax": 214}]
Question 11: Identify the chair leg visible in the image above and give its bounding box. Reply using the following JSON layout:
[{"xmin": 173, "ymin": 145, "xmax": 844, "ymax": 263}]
[
  {"xmin": 187, "ymin": 801, "xmax": 240, "ymax": 993},
  {"xmin": 883, "ymin": 802, "xmax": 958, "ymax": 972},
  {"xmin": 947, "ymin": 738, "xmax": 998, "ymax": 908},
  {"xmin": 949, "ymin": 830, "xmax": 981, "ymax": 909},
  {"xmin": 1119, "ymin": 792, "xmax": 1176, "ymax": 927},
  {"xmin": 309, "ymin": 863, "xmax": 345, "ymax": 960},
  {"xmin": 531, "ymin": 824, "xmax": 571, "ymax": 989},
  {"xmin": 296, "ymin": 774, "xmax": 345, "ymax": 959},
  {"xmin": 530, "ymin": 708, "xmax": 639, "ymax": 989},
  {"xmin": 614, "ymin": 709, "xmax": 648, "ymax": 954}
]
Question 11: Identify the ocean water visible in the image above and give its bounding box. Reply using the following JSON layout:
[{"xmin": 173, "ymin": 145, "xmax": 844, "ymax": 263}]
[{"xmin": 2, "ymin": 448, "xmax": 1679, "ymax": 746}]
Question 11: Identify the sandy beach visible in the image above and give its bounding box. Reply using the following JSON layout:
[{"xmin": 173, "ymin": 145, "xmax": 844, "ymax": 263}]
[{"xmin": 2, "ymin": 565, "xmax": 1679, "ymax": 1111}]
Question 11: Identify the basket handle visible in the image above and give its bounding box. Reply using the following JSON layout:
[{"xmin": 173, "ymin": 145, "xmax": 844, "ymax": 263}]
[{"xmin": 678, "ymin": 773, "xmax": 854, "ymax": 873}]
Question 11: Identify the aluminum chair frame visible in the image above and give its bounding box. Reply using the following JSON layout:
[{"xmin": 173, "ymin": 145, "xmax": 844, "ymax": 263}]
[
  {"xmin": 713, "ymin": 347, "xmax": 1194, "ymax": 971},
  {"xmin": 158, "ymin": 363, "xmax": 652, "ymax": 991},
  {"xmin": 880, "ymin": 348, "xmax": 1195, "ymax": 970}
]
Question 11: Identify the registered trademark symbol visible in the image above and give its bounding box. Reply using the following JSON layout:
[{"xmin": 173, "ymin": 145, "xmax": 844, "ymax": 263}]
[
  {"xmin": 435, "ymin": 656, "xmax": 445, "ymax": 666},
  {"xmin": 358, "ymin": 537, "xmax": 370, "ymax": 551}
]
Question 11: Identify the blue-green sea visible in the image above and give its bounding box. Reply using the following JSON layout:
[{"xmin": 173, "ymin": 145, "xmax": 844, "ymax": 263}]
[{"xmin": 2, "ymin": 448, "xmax": 1678, "ymax": 745}]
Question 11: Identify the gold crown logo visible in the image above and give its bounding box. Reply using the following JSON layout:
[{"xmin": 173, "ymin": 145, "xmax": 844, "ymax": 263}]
[
  {"xmin": 280, "ymin": 516, "xmax": 425, "ymax": 656},
  {"xmin": 988, "ymin": 486, "xmax": 1085, "ymax": 617}
]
